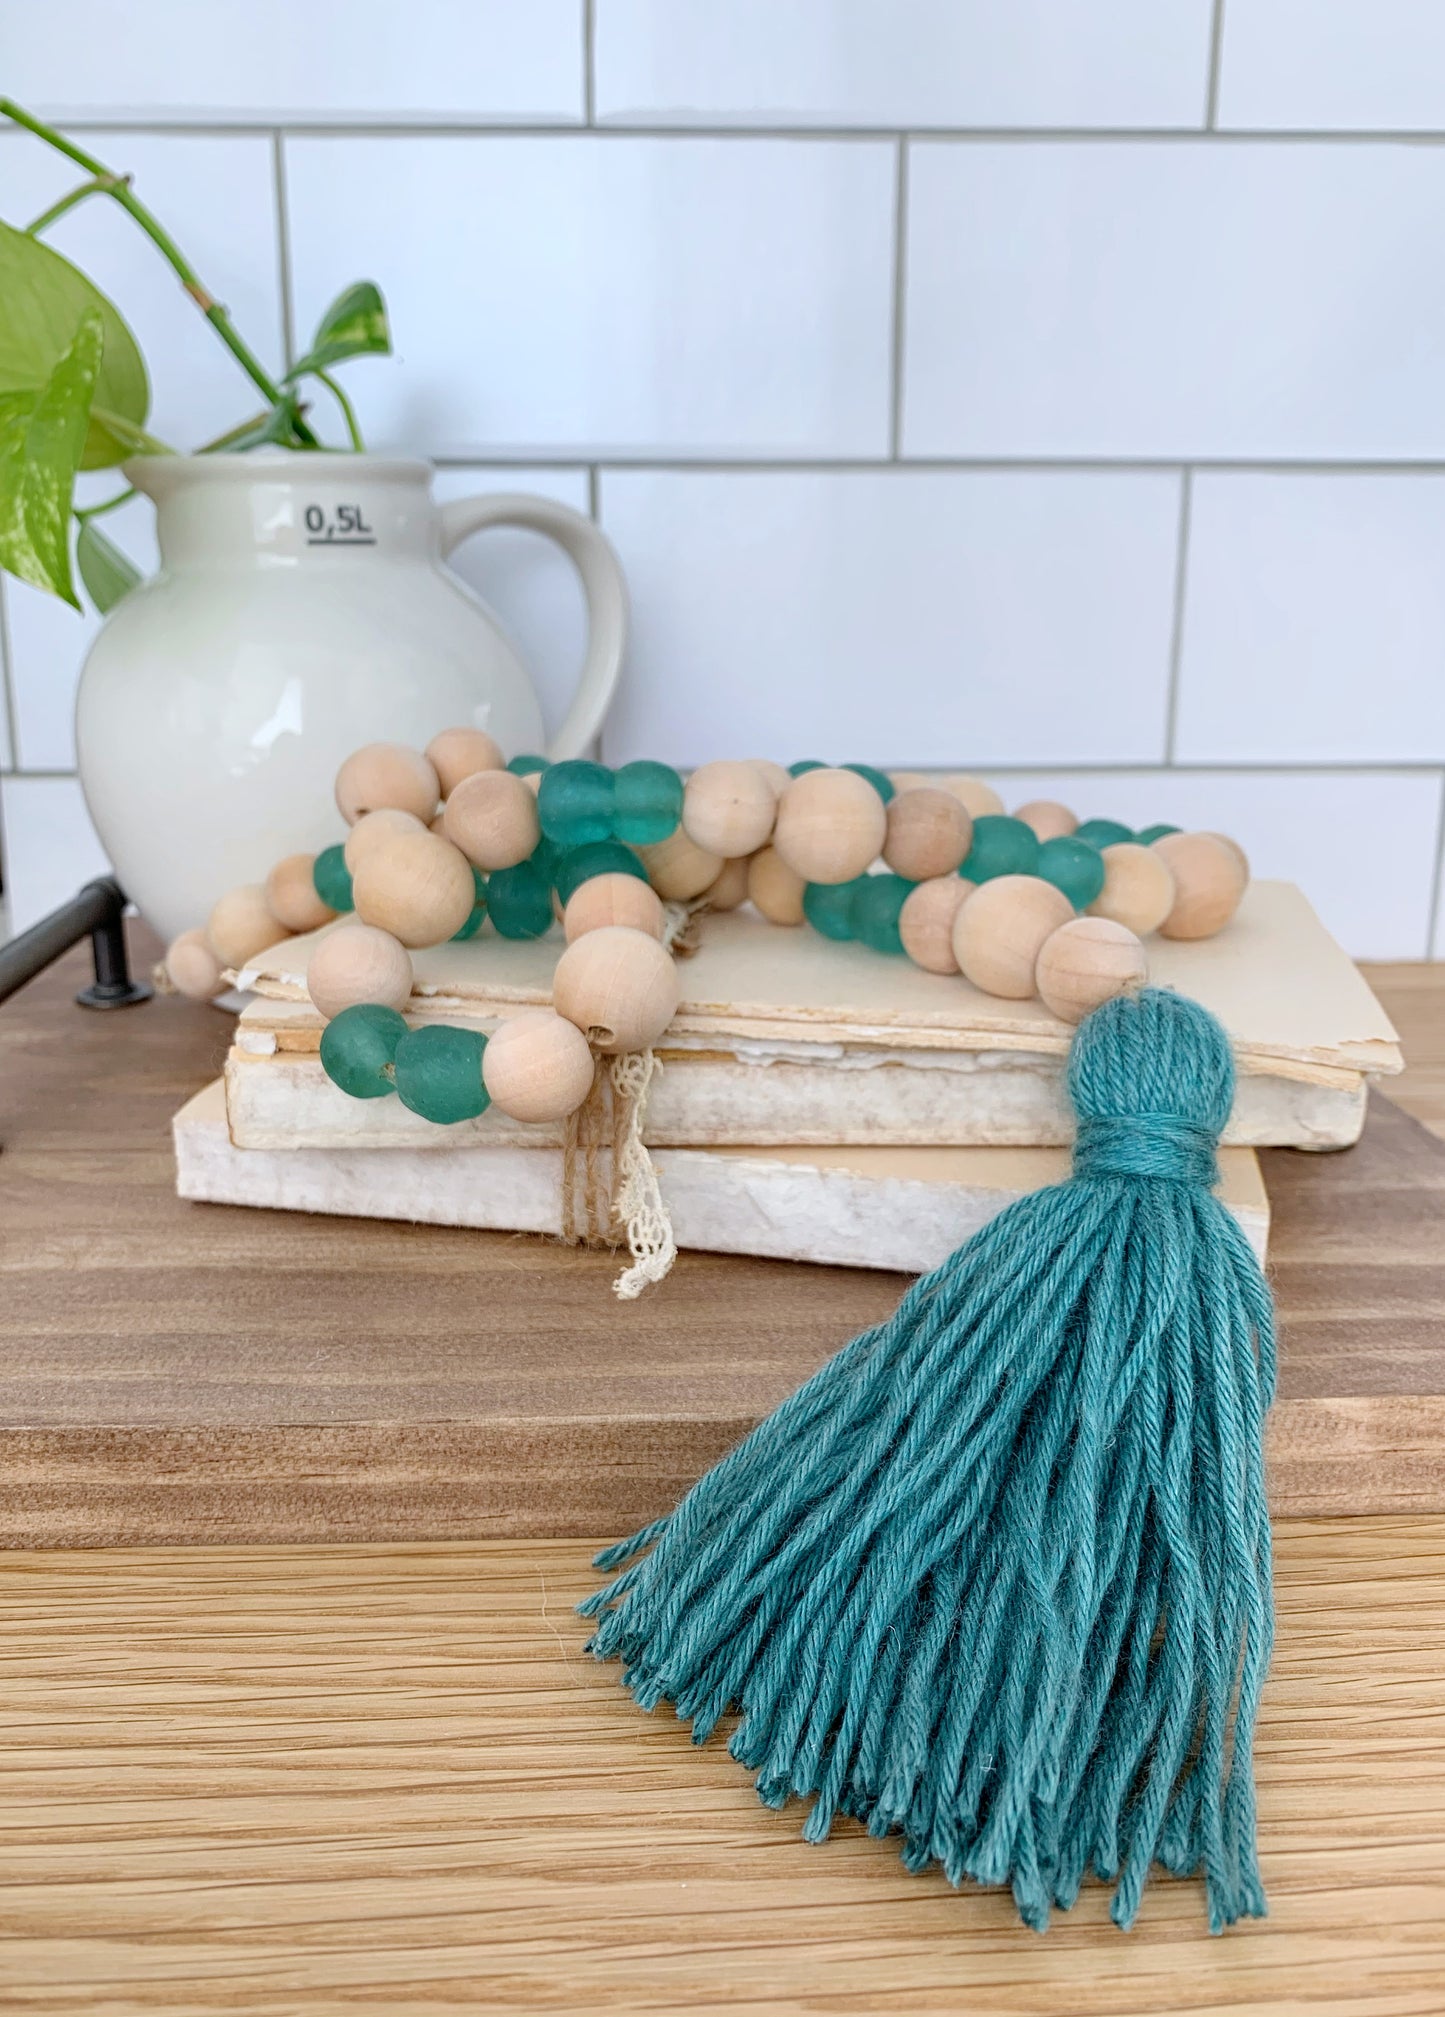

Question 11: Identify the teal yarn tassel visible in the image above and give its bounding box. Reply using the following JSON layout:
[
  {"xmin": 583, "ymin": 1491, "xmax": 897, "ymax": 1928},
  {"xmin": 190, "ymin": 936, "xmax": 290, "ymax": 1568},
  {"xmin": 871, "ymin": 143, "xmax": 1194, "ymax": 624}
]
[{"xmin": 582, "ymin": 989, "xmax": 1276, "ymax": 1933}]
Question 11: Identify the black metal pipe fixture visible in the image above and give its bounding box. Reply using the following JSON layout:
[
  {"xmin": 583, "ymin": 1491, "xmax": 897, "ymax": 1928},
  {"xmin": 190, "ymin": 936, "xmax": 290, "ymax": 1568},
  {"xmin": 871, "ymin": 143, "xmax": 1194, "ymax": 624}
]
[{"xmin": 0, "ymin": 877, "xmax": 152, "ymax": 1010}]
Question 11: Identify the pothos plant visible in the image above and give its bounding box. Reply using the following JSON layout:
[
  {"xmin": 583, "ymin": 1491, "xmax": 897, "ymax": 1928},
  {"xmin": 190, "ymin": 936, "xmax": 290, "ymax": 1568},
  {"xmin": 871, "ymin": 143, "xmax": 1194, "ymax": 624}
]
[{"xmin": 0, "ymin": 99, "xmax": 392, "ymax": 615}]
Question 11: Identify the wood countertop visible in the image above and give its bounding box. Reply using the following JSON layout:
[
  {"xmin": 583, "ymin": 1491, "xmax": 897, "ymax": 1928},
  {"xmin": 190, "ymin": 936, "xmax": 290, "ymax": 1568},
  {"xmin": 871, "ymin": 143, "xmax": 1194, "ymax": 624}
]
[{"xmin": 1, "ymin": 933, "xmax": 1442, "ymax": 2013}]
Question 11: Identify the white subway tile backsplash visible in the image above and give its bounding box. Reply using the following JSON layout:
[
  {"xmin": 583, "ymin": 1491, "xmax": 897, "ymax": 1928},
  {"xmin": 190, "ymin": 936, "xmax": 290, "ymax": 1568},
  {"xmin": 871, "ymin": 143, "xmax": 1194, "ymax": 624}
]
[
  {"xmin": 598, "ymin": 469, "xmax": 1181, "ymax": 768},
  {"xmin": 5, "ymin": 0, "xmax": 584, "ymax": 124},
  {"xmin": 1218, "ymin": 1, "xmax": 1445, "ymax": 133},
  {"xmin": 0, "ymin": 776, "xmax": 110, "ymax": 938},
  {"xmin": 283, "ymin": 136, "xmax": 895, "ymax": 459},
  {"xmin": 1176, "ymin": 474, "xmax": 1445, "ymax": 764},
  {"xmin": 903, "ymin": 140, "xmax": 1445, "ymax": 460},
  {"xmin": 976, "ymin": 768, "xmax": 1444, "ymax": 959},
  {"xmin": 0, "ymin": 132, "xmax": 284, "ymax": 452},
  {"xmin": 429, "ymin": 467, "xmax": 591, "ymax": 745},
  {"xmin": 596, "ymin": 0, "xmax": 1214, "ymax": 131}
]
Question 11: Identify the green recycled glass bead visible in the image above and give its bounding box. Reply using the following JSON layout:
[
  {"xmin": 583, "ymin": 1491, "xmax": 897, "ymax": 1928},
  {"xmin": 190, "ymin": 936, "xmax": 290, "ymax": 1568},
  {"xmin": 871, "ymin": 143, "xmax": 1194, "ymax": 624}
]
[
  {"xmin": 451, "ymin": 866, "xmax": 489, "ymax": 939},
  {"xmin": 537, "ymin": 759, "xmax": 615, "ymax": 848},
  {"xmin": 804, "ymin": 878, "xmax": 863, "ymax": 940},
  {"xmin": 393, "ymin": 1025, "xmax": 491, "ymax": 1124},
  {"xmin": 961, "ymin": 814, "xmax": 1040, "ymax": 883},
  {"xmin": 1136, "ymin": 822, "xmax": 1181, "ymax": 845},
  {"xmin": 319, "ymin": 1002, "xmax": 408, "ymax": 1100},
  {"xmin": 851, "ymin": 872, "xmax": 913, "ymax": 954},
  {"xmin": 844, "ymin": 762, "xmax": 896, "ymax": 804},
  {"xmin": 553, "ymin": 840, "xmax": 649, "ymax": 906},
  {"xmin": 487, "ymin": 860, "xmax": 554, "ymax": 939},
  {"xmin": 789, "ymin": 759, "xmax": 825, "ymax": 777},
  {"xmin": 507, "ymin": 753, "xmax": 550, "ymax": 777},
  {"xmin": 612, "ymin": 759, "xmax": 684, "ymax": 846},
  {"xmin": 1073, "ymin": 817, "xmax": 1133, "ymax": 848},
  {"xmin": 1037, "ymin": 835, "xmax": 1107, "ymax": 909},
  {"xmin": 312, "ymin": 843, "xmax": 353, "ymax": 912}
]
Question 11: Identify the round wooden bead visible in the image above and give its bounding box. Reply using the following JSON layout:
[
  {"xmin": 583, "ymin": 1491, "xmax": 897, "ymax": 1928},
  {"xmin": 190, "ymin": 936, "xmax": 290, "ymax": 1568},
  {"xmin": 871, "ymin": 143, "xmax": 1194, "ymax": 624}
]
[
  {"xmin": 343, "ymin": 808, "xmax": 427, "ymax": 873},
  {"xmin": 442, "ymin": 768, "xmax": 541, "ymax": 871},
  {"xmin": 350, "ymin": 830, "xmax": 476, "ymax": 947},
  {"xmin": 207, "ymin": 884, "xmax": 286, "ymax": 968},
  {"xmin": 882, "ymin": 787, "xmax": 973, "ymax": 880},
  {"xmin": 334, "ymin": 743, "xmax": 440, "ymax": 825},
  {"xmin": 563, "ymin": 873, "xmax": 665, "ymax": 943},
  {"xmin": 1013, "ymin": 800, "xmax": 1078, "ymax": 842},
  {"xmin": 772, "ymin": 767, "xmax": 887, "ymax": 886},
  {"xmin": 1202, "ymin": 831, "xmax": 1250, "ymax": 881},
  {"xmin": 638, "ymin": 827, "xmax": 724, "ymax": 900},
  {"xmin": 747, "ymin": 846, "xmax": 807, "ymax": 926},
  {"xmin": 1035, "ymin": 917, "xmax": 1148, "ymax": 1025},
  {"xmin": 424, "ymin": 726, "xmax": 505, "ymax": 797},
  {"xmin": 749, "ymin": 758, "xmax": 792, "ymax": 798},
  {"xmin": 951, "ymin": 874, "xmax": 1073, "ymax": 999},
  {"xmin": 898, "ymin": 876, "xmax": 970, "ymax": 974},
  {"xmin": 263, "ymin": 853, "xmax": 335, "ymax": 934},
  {"xmin": 702, "ymin": 855, "xmax": 752, "ymax": 911},
  {"xmin": 482, "ymin": 1009, "xmax": 596, "ymax": 1123},
  {"xmin": 682, "ymin": 760, "xmax": 778, "ymax": 858},
  {"xmin": 941, "ymin": 775, "xmax": 1004, "ymax": 818},
  {"xmin": 165, "ymin": 928, "xmax": 224, "ymax": 1000},
  {"xmin": 1087, "ymin": 842, "xmax": 1176, "ymax": 937},
  {"xmin": 1152, "ymin": 833, "xmax": 1248, "ymax": 941},
  {"xmin": 553, "ymin": 925, "xmax": 681, "ymax": 1054},
  {"xmin": 306, "ymin": 923, "xmax": 414, "ymax": 1020}
]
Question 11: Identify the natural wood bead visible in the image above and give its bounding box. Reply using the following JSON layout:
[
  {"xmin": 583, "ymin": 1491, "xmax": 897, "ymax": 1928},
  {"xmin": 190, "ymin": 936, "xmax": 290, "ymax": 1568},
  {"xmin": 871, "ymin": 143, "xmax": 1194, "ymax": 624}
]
[
  {"xmin": 1152, "ymin": 832, "xmax": 1248, "ymax": 941},
  {"xmin": 702, "ymin": 856, "xmax": 752, "ymax": 911},
  {"xmin": 941, "ymin": 774, "xmax": 1004, "ymax": 818},
  {"xmin": 165, "ymin": 928, "xmax": 224, "ymax": 1001},
  {"xmin": 1087, "ymin": 841, "xmax": 1176, "ymax": 937},
  {"xmin": 1035, "ymin": 917, "xmax": 1148, "ymax": 1025},
  {"xmin": 552, "ymin": 925, "xmax": 681, "ymax": 1055},
  {"xmin": 424, "ymin": 727, "xmax": 505, "ymax": 798},
  {"xmin": 350, "ymin": 830, "xmax": 476, "ymax": 947},
  {"xmin": 263, "ymin": 854, "xmax": 335, "ymax": 933},
  {"xmin": 898, "ymin": 876, "xmax": 970, "ymax": 974},
  {"xmin": 344, "ymin": 809, "xmax": 427, "ymax": 873},
  {"xmin": 951, "ymin": 874, "xmax": 1073, "ymax": 999},
  {"xmin": 482, "ymin": 1009, "xmax": 596, "ymax": 1123},
  {"xmin": 682, "ymin": 760, "xmax": 778, "ymax": 859},
  {"xmin": 883, "ymin": 787, "xmax": 972, "ymax": 880},
  {"xmin": 1202, "ymin": 831, "xmax": 1251, "ymax": 881},
  {"xmin": 306, "ymin": 923, "xmax": 414, "ymax": 1020},
  {"xmin": 747, "ymin": 845, "xmax": 807, "ymax": 926},
  {"xmin": 334, "ymin": 743, "xmax": 440, "ymax": 825},
  {"xmin": 563, "ymin": 873, "xmax": 665, "ymax": 943},
  {"xmin": 207, "ymin": 884, "xmax": 286, "ymax": 968},
  {"xmin": 638, "ymin": 827, "xmax": 723, "ymax": 901},
  {"xmin": 772, "ymin": 767, "xmax": 887, "ymax": 886},
  {"xmin": 748, "ymin": 758, "xmax": 792, "ymax": 798},
  {"xmin": 1013, "ymin": 800, "xmax": 1078, "ymax": 842},
  {"xmin": 442, "ymin": 769, "xmax": 540, "ymax": 870}
]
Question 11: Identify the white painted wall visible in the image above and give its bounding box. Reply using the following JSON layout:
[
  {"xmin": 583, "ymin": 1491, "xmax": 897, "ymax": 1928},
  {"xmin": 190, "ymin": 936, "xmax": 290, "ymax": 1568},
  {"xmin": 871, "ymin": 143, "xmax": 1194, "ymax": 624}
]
[{"xmin": 2, "ymin": 0, "xmax": 1442, "ymax": 956}]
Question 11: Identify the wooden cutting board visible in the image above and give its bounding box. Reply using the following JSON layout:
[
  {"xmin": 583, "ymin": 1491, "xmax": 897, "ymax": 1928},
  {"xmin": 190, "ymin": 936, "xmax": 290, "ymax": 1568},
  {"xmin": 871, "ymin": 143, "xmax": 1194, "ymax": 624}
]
[{"xmin": 2, "ymin": 931, "xmax": 1442, "ymax": 1546}]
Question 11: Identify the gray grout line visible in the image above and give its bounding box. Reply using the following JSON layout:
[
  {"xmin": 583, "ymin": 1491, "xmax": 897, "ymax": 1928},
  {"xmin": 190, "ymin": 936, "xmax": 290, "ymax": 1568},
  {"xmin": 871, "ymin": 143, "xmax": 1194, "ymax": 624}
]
[
  {"xmin": 887, "ymin": 137, "xmax": 909, "ymax": 460},
  {"xmin": 9, "ymin": 760, "xmax": 1443, "ymax": 780},
  {"xmin": 0, "ymin": 579, "xmax": 21, "ymax": 785},
  {"xmin": 586, "ymin": 466, "xmax": 600, "ymax": 520},
  {"xmin": 1162, "ymin": 469, "xmax": 1194, "ymax": 764},
  {"xmin": 1426, "ymin": 775, "xmax": 1445, "ymax": 957},
  {"xmin": 271, "ymin": 131, "xmax": 296, "ymax": 367},
  {"xmin": 582, "ymin": 0, "xmax": 596, "ymax": 126},
  {"xmin": 421, "ymin": 452, "xmax": 1445, "ymax": 475},
  {"xmin": 1206, "ymin": 0, "xmax": 1228, "ymax": 130}
]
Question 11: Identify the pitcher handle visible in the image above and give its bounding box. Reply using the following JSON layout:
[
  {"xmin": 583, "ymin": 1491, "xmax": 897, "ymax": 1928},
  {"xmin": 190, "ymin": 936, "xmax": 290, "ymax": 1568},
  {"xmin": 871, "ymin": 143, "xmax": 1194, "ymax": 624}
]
[{"xmin": 438, "ymin": 493, "xmax": 628, "ymax": 761}]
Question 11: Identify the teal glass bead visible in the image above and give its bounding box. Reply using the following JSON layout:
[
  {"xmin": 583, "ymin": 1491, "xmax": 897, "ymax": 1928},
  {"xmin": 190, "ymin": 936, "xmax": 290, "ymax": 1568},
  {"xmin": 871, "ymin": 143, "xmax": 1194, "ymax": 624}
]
[
  {"xmin": 487, "ymin": 860, "xmax": 554, "ymax": 939},
  {"xmin": 1136, "ymin": 822, "xmax": 1181, "ymax": 845},
  {"xmin": 393, "ymin": 1025, "xmax": 491, "ymax": 1124},
  {"xmin": 1073, "ymin": 817, "xmax": 1133, "ymax": 848},
  {"xmin": 537, "ymin": 759, "xmax": 615, "ymax": 848},
  {"xmin": 612, "ymin": 759, "xmax": 684, "ymax": 846},
  {"xmin": 961, "ymin": 815, "xmax": 1040, "ymax": 883},
  {"xmin": 451, "ymin": 866, "xmax": 489, "ymax": 938},
  {"xmin": 804, "ymin": 878, "xmax": 863, "ymax": 940},
  {"xmin": 789, "ymin": 759, "xmax": 825, "ymax": 777},
  {"xmin": 553, "ymin": 840, "xmax": 649, "ymax": 906},
  {"xmin": 507, "ymin": 753, "xmax": 550, "ymax": 777},
  {"xmin": 312, "ymin": 843, "xmax": 353, "ymax": 912},
  {"xmin": 844, "ymin": 762, "xmax": 896, "ymax": 804},
  {"xmin": 1037, "ymin": 835, "xmax": 1107, "ymax": 909},
  {"xmin": 851, "ymin": 872, "xmax": 912, "ymax": 954},
  {"xmin": 319, "ymin": 1002, "xmax": 408, "ymax": 1099}
]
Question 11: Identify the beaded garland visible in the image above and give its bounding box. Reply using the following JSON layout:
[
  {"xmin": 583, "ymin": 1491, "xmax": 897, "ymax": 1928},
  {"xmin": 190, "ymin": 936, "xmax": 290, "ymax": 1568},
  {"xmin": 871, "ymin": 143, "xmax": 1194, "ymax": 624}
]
[{"xmin": 166, "ymin": 737, "xmax": 1249, "ymax": 1132}]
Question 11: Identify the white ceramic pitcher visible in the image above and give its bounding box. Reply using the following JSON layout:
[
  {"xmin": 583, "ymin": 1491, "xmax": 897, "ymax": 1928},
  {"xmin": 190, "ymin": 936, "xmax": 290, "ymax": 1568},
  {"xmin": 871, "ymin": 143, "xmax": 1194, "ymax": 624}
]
[{"xmin": 75, "ymin": 452, "xmax": 627, "ymax": 945}]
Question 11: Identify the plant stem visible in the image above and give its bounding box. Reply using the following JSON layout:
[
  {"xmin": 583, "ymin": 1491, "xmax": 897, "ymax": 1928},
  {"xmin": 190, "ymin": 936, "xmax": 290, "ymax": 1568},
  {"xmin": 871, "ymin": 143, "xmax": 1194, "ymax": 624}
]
[
  {"xmin": 75, "ymin": 487, "xmax": 135, "ymax": 522},
  {"xmin": 0, "ymin": 97, "xmax": 320, "ymax": 449},
  {"xmin": 26, "ymin": 172, "xmax": 126, "ymax": 235},
  {"xmin": 315, "ymin": 369, "xmax": 364, "ymax": 451}
]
